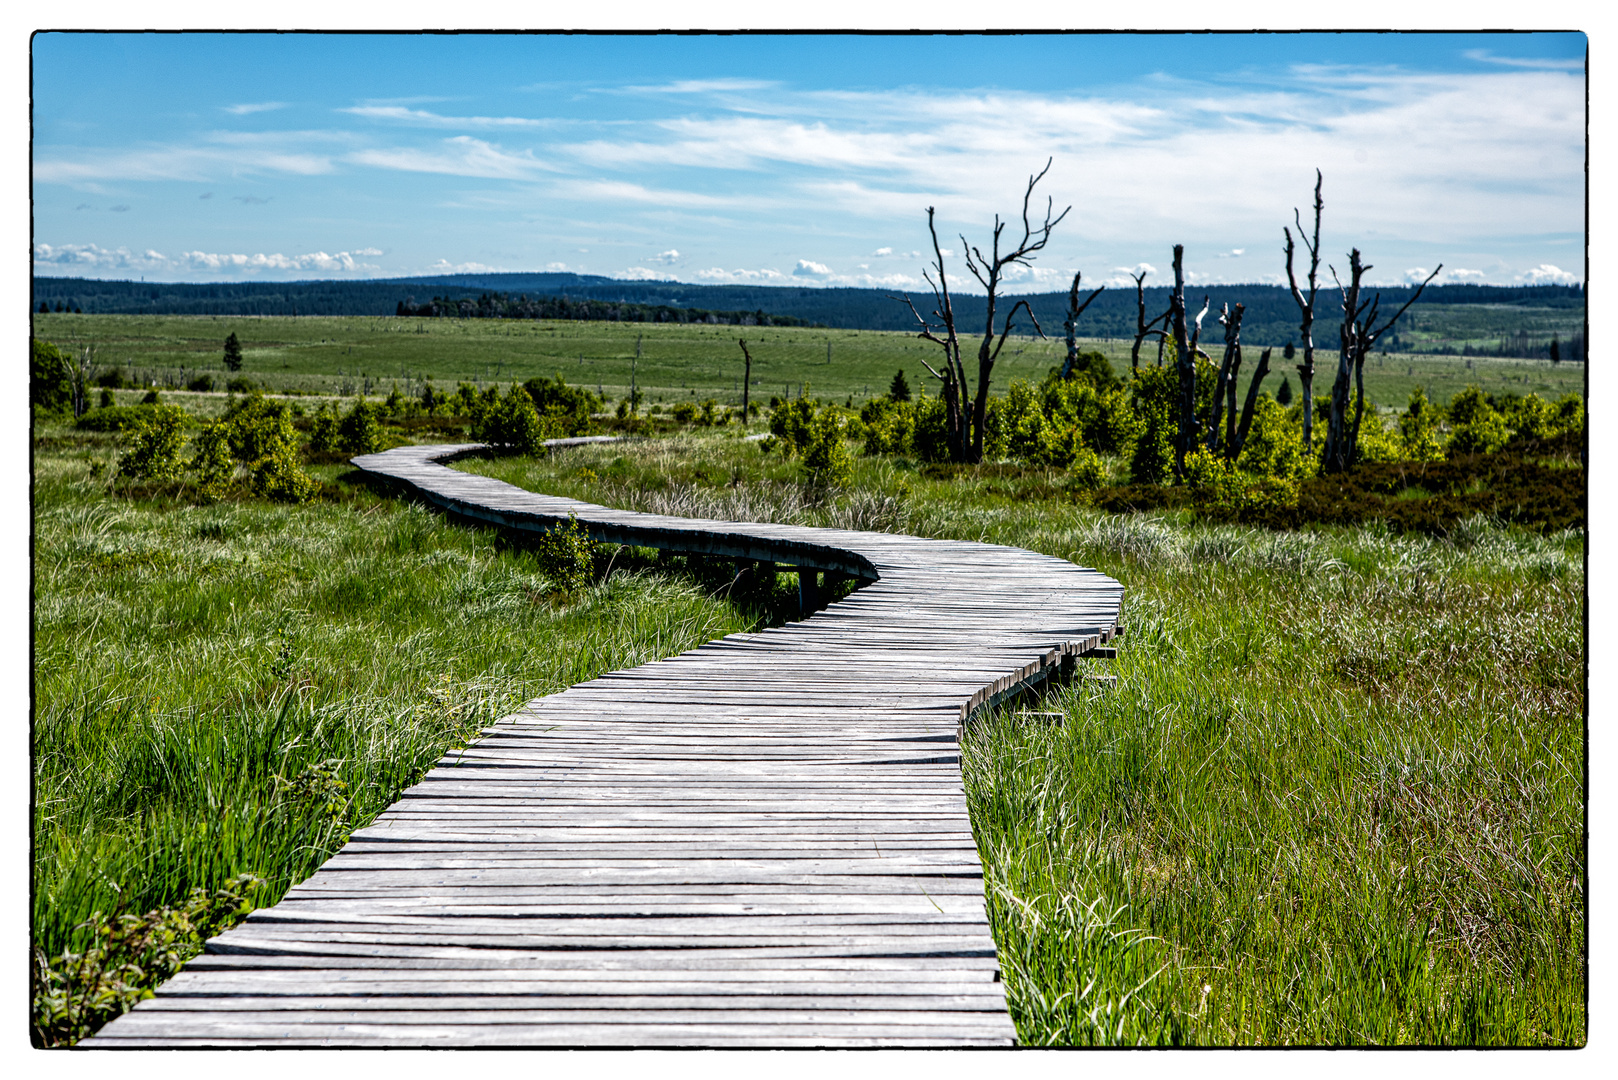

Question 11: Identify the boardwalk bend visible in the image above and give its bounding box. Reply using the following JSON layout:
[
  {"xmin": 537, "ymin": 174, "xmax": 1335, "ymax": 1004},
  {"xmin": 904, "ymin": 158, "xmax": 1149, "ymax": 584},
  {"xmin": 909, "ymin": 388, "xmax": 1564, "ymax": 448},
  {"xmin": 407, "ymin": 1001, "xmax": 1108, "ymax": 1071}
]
[{"xmin": 86, "ymin": 440, "xmax": 1124, "ymax": 1048}]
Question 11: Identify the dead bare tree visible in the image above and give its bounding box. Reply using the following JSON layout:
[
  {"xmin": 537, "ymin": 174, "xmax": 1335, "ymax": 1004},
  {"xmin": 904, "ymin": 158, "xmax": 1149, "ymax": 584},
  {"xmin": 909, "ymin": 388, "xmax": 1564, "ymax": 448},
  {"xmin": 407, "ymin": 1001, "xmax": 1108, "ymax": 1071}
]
[
  {"xmin": 895, "ymin": 160, "xmax": 1069, "ymax": 463},
  {"xmin": 1129, "ymin": 268, "xmax": 1169, "ymax": 373},
  {"xmin": 737, "ymin": 338, "xmax": 753, "ymax": 422},
  {"xmin": 1284, "ymin": 170, "xmax": 1324, "ymax": 450},
  {"xmin": 1167, "ymin": 245, "xmax": 1210, "ymax": 480},
  {"xmin": 1232, "ymin": 347, "xmax": 1273, "ymax": 459},
  {"xmin": 1059, "ymin": 271, "xmax": 1105, "ymax": 380},
  {"xmin": 1323, "ymin": 251, "xmax": 1441, "ymax": 472},
  {"xmin": 64, "ymin": 344, "xmax": 97, "ymax": 419},
  {"xmin": 1206, "ymin": 302, "xmax": 1244, "ymax": 453}
]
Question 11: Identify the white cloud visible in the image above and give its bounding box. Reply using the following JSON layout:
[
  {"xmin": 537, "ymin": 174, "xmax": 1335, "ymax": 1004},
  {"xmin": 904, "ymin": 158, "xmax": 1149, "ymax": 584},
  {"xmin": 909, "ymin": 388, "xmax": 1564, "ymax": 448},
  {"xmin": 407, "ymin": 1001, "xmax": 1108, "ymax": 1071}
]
[
  {"xmin": 426, "ymin": 258, "xmax": 500, "ymax": 274},
  {"xmin": 224, "ymin": 102, "xmax": 287, "ymax": 115},
  {"xmin": 1103, "ymin": 262, "xmax": 1158, "ymax": 286},
  {"xmin": 617, "ymin": 78, "xmax": 780, "ymax": 95},
  {"xmin": 1445, "ymin": 268, "xmax": 1487, "ymax": 281},
  {"xmin": 1462, "ymin": 49, "xmax": 1584, "ymax": 71},
  {"xmin": 648, "ymin": 249, "xmax": 681, "ymax": 265},
  {"xmin": 613, "ymin": 267, "xmax": 679, "ymax": 281},
  {"xmin": 692, "ymin": 267, "xmax": 788, "ymax": 284},
  {"xmin": 1404, "ymin": 267, "xmax": 1432, "ymax": 283},
  {"xmin": 872, "ymin": 247, "xmax": 893, "ymax": 256},
  {"xmin": 36, "ymin": 141, "xmax": 335, "ymax": 184},
  {"xmin": 340, "ymin": 105, "xmax": 547, "ymax": 129},
  {"xmin": 793, "ymin": 259, "xmax": 834, "ymax": 278},
  {"xmin": 180, "ymin": 249, "xmax": 382, "ymax": 273},
  {"xmin": 1518, "ymin": 264, "xmax": 1580, "ymax": 285},
  {"xmin": 348, "ymin": 136, "xmax": 553, "ymax": 180},
  {"xmin": 33, "ymin": 241, "xmax": 383, "ymax": 276},
  {"xmin": 543, "ymin": 261, "xmax": 572, "ymax": 272}
]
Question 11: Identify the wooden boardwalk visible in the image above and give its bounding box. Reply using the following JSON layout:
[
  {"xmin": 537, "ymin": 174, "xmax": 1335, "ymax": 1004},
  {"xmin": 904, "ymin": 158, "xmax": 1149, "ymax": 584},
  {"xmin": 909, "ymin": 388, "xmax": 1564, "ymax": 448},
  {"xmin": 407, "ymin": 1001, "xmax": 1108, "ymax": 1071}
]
[{"xmin": 83, "ymin": 441, "xmax": 1123, "ymax": 1048}]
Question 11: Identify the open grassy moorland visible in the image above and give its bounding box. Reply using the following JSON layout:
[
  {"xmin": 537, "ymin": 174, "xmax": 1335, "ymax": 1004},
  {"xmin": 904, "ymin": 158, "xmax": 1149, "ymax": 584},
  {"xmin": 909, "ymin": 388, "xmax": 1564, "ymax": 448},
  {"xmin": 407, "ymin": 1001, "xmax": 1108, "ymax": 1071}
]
[
  {"xmin": 32, "ymin": 311, "xmax": 1586, "ymax": 416},
  {"xmin": 460, "ymin": 432, "xmax": 1585, "ymax": 1046},
  {"xmin": 29, "ymin": 417, "xmax": 804, "ymax": 1046},
  {"xmin": 31, "ymin": 316, "xmax": 1584, "ymax": 1045}
]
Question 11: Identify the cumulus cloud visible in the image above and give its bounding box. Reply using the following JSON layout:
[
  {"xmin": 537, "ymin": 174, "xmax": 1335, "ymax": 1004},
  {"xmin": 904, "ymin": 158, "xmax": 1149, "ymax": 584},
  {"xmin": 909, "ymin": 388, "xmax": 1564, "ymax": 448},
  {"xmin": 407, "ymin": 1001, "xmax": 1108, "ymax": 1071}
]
[
  {"xmin": 873, "ymin": 247, "xmax": 893, "ymax": 256},
  {"xmin": 613, "ymin": 267, "xmax": 679, "ymax": 281},
  {"xmin": 793, "ymin": 259, "xmax": 834, "ymax": 278},
  {"xmin": 180, "ymin": 249, "xmax": 382, "ymax": 273},
  {"xmin": 648, "ymin": 249, "xmax": 681, "ymax": 265},
  {"xmin": 1404, "ymin": 267, "xmax": 1432, "ymax": 283},
  {"xmin": 1445, "ymin": 268, "xmax": 1487, "ymax": 281},
  {"xmin": 1216, "ymin": 248, "xmax": 1245, "ymax": 258},
  {"xmin": 426, "ymin": 258, "xmax": 500, "ymax": 274},
  {"xmin": 543, "ymin": 261, "xmax": 572, "ymax": 272},
  {"xmin": 32, "ymin": 241, "xmax": 384, "ymax": 276},
  {"xmin": 692, "ymin": 267, "xmax": 788, "ymax": 284},
  {"xmin": 1519, "ymin": 264, "xmax": 1580, "ymax": 285}
]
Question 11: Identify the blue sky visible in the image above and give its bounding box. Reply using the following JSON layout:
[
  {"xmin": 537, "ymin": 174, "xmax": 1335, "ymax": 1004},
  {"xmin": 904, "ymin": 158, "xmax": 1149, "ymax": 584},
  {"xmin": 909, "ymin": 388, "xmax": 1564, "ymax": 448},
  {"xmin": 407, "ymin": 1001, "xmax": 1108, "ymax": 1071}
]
[{"xmin": 31, "ymin": 32, "xmax": 1587, "ymax": 291}]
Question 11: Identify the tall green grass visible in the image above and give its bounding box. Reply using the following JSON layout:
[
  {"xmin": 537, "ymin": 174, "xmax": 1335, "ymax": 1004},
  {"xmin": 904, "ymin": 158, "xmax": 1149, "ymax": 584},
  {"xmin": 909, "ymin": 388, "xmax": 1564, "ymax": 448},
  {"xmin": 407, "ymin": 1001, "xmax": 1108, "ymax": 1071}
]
[
  {"xmin": 32, "ymin": 425, "xmax": 762, "ymax": 984},
  {"xmin": 464, "ymin": 433, "xmax": 1586, "ymax": 1046}
]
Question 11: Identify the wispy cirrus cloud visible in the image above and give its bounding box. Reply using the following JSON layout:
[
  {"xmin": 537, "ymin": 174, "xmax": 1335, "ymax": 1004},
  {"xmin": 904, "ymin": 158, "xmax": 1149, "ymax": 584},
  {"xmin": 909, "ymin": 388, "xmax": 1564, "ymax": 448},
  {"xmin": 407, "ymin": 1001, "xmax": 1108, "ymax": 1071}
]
[
  {"xmin": 347, "ymin": 136, "xmax": 555, "ymax": 179},
  {"xmin": 340, "ymin": 105, "xmax": 549, "ymax": 129},
  {"xmin": 224, "ymin": 101, "xmax": 287, "ymax": 115}
]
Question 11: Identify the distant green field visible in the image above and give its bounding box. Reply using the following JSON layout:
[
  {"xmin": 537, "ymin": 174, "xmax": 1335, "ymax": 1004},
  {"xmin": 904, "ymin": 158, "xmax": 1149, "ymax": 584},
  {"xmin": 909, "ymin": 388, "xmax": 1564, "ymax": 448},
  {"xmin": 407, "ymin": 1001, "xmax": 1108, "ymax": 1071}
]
[{"xmin": 33, "ymin": 313, "xmax": 1584, "ymax": 414}]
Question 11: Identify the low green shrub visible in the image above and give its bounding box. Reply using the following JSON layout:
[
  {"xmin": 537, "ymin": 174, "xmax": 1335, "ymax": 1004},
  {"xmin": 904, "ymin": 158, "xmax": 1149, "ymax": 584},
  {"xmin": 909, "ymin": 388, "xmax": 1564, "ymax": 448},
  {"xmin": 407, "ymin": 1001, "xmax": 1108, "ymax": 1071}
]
[
  {"xmin": 802, "ymin": 410, "xmax": 853, "ymax": 490},
  {"xmin": 77, "ymin": 403, "xmax": 187, "ymax": 434},
  {"xmin": 338, "ymin": 397, "xmax": 382, "ymax": 455},
  {"xmin": 534, "ymin": 512, "xmax": 598, "ymax": 592},
  {"xmin": 116, "ymin": 407, "xmax": 187, "ymax": 482},
  {"xmin": 32, "ymin": 875, "xmax": 261, "ymax": 1048},
  {"xmin": 186, "ymin": 373, "xmax": 215, "ymax": 393}
]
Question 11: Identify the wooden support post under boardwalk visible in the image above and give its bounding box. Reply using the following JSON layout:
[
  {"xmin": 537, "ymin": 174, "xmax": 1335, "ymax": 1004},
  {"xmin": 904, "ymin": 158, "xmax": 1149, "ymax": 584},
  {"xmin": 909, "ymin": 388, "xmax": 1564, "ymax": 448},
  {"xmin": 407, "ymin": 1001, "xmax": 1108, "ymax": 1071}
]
[{"xmin": 81, "ymin": 440, "xmax": 1122, "ymax": 1049}]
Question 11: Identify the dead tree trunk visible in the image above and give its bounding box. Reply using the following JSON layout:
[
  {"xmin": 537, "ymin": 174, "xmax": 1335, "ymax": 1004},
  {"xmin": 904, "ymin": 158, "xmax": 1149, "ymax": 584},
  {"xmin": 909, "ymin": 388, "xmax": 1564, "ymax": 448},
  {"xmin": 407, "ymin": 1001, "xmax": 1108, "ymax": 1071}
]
[
  {"xmin": 1059, "ymin": 271, "xmax": 1105, "ymax": 380},
  {"xmin": 1285, "ymin": 170, "xmax": 1324, "ymax": 452},
  {"xmin": 895, "ymin": 161, "xmax": 1069, "ymax": 463},
  {"xmin": 1207, "ymin": 302, "xmax": 1244, "ymax": 453},
  {"xmin": 737, "ymin": 338, "xmax": 753, "ymax": 422},
  {"xmin": 1232, "ymin": 347, "xmax": 1273, "ymax": 459},
  {"xmin": 1323, "ymin": 252, "xmax": 1441, "ymax": 473},
  {"xmin": 1129, "ymin": 269, "xmax": 1167, "ymax": 374},
  {"xmin": 1168, "ymin": 246, "xmax": 1209, "ymax": 480}
]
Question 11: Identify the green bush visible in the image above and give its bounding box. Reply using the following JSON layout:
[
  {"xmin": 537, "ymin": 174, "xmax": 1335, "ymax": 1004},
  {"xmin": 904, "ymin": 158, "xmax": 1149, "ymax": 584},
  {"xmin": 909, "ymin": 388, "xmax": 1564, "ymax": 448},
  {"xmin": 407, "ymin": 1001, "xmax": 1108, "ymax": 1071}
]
[
  {"xmin": 249, "ymin": 443, "xmax": 319, "ymax": 503},
  {"xmin": 1446, "ymin": 388, "xmax": 1511, "ymax": 457},
  {"xmin": 472, "ymin": 383, "xmax": 547, "ymax": 454},
  {"xmin": 535, "ymin": 513, "xmax": 598, "ymax": 592},
  {"xmin": 802, "ymin": 410, "xmax": 853, "ymax": 490},
  {"xmin": 769, "ymin": 396, "xmax": 816, "ymax": 455},
  {"xmin": 1128, "ymin": 364, "xmax": 1178, "ymax": 484},
  {"xmin": 672, "ymin": 401, "xmax": 698, "ymax": 424},
  {"xmin": 77, "ymin": 403, "xmax": 186, "ymax": 434},
  {"xmin": 31, "ymin": 339, "xmax": 74, "ymax": 415},
  {"xmin": 911, "ymin": 392, "xmax": 952, "ymax": 463},
  {"xmin": 223, "ymin": 394, "xmax": 319, "ymax": 502},
  {"xmin": 225, "ymin": 376, "xmax": 256, "ymax": 394},
  {"xmin": 523, "ymin": 374, "xmax": 600, "ymax": 436},
  {"xmin": 140, "ymin": 389, "xmax": 162, "ymax": 406},
  {"xmin": 1398, "ymin": 387, "xmax": 1447, "ymax": 461},
  {"xmin": 188, "ymin": 420, "xmax": 235, "ymax": 495},
  {"xmin": 116, "ymin": 408, "xmax": 187, "ymax": 481},
  {"xmin": 861, "ymin": 397, "xmax": 916, "ymax": 456},
  {"xmin": 186, "ymin": 373, "xmax": 215, "ymax": 393},
  {"xmin": 306, "ymin": 405, "xmax": 340, "ymax": 454},
  {"xmin": 337, "ymin": 398, "xmax": 383, "ymax": 455},
  {"xmin": 1235, "ymin": 396, "xmax": 1313, "ymax": 481}
]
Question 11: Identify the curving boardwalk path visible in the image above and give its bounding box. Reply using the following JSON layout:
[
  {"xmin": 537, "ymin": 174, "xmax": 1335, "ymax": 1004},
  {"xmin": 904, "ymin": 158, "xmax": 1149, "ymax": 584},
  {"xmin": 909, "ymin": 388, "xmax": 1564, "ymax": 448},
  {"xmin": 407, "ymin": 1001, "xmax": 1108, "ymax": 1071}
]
[{"xmin": 84, "ymin": 441, "xmax": 1124, "ymax": 1048}]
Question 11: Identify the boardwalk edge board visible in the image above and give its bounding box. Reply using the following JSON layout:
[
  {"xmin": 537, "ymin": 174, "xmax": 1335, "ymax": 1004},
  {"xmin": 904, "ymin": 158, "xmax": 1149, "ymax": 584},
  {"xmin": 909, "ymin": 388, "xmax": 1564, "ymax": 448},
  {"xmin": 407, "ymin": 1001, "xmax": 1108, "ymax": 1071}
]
[{"xmin": 82, "ymin": 438, "xmax": 1122, "ymax": 1049}]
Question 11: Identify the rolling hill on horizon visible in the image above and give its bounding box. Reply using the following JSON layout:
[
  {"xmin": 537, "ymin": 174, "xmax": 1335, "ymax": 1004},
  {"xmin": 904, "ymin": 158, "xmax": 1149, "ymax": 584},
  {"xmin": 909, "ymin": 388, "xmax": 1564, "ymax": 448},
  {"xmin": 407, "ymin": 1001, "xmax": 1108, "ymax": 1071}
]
[{"xmin": 34, "ymin": 272, "xmax": 1584, "ymax": 356}]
